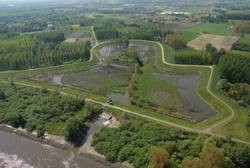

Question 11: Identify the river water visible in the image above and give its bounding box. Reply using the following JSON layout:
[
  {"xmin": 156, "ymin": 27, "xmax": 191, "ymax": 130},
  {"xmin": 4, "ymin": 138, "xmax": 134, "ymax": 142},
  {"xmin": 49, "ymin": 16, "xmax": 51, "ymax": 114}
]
[{"xmin": 0, "ymin": 131, "xmax": 111, "ymax": 168}]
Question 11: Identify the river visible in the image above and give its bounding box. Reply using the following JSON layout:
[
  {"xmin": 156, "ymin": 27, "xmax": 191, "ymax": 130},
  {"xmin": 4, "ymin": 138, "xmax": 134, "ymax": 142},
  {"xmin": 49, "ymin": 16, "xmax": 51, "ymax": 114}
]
[{"xmin": 0, "ymin": 131, "xmax": 111, "ymax": 168}]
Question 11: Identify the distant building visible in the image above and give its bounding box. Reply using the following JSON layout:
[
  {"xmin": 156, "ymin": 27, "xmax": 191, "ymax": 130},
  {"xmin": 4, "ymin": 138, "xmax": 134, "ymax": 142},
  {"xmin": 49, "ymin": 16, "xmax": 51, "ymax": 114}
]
[
  {"xmin": 161, "ymin": 11, "xmax": 190, "ymax": 16},
  {"xmin": 47, "ymin": 24, "xmax": 53, "ymax": 28}
]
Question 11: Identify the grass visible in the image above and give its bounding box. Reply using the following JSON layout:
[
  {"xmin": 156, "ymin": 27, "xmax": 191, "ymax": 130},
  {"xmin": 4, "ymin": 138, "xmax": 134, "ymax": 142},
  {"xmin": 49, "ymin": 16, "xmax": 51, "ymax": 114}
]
[
  {"xmin": 185, "ymin": 23, "xmax": 234, "ymax": 36},
  {"xmin": 134, "ymin": 65, "xmax": 182, "ymax": 110},
  {"xmin": 45, "ymin": 122, "xmax": 65, "ymax": 135},
  {"xmin": 230, "ymin": 50, "xmax": 250, "ymax": 56},
  {"xmin": 135, "ymin": 40, "xmax": 234, "ymax": 129},
  {"xmin": 178, "ymin": 31, "xmax": 198, "ymax": 42}
]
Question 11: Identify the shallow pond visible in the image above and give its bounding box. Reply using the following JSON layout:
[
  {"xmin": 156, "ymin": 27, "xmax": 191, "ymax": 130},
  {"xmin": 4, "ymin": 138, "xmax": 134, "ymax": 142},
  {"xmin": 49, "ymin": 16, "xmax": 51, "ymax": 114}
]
[
  {"xmin": 166, "ymin": 72, "xmax": 217, "ymax": 121},
  {"xmin": 23, "ymin": 42, "xmax": 217, "ymax": 121}
]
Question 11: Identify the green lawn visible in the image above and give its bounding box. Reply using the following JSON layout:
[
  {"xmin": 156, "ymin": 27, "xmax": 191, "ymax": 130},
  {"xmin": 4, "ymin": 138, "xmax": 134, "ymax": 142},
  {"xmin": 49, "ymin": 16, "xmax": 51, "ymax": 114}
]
[{"xmin": 185, "ymin": 23, "xmax": 234, "ymax": 36}]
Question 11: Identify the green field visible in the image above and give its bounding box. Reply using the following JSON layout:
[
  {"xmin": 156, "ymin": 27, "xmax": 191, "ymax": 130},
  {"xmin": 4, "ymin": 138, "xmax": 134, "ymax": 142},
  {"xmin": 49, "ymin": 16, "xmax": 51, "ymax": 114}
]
[
  {"xmin": 178, "ymin": 31, "xmax": 198, "ymax": 42},
  {"xmin": 133, "ymin": 65, "xmax": 182, "ymax": 111},
  {"xmin": 239, "ymin": 34, "xmax": 250, "ymax": 43},
  {"xmin": 230, "ymin": 50, "xmax": 250, "ymax": 56},
  {"xmin": 185, "ymin": 23, "xmax": 234, "ymax": 36}
]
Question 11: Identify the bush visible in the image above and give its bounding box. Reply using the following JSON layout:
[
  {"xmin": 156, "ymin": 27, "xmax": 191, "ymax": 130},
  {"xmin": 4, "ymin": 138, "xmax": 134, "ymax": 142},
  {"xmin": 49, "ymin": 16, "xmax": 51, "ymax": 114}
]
[
  {"xmin": 166, "ymin": 34, "xmax": 187, "ymax": 50},
  {"xmin": 25, "ymin": 120, "xmax": 37, "ymax": 132},
  {"xmin": 106, "ymin": 151, "xmax": 117, "ymax": 162},
  {"xmin": 0, "ymin": 90, "xmax": 5, "ymax": 100},
  {"xmin": 6, "ymin": 113, "xmax": 26, "ymax": 128},
  {"xmin": 247, "ymin": 120, "xmax": 250, "ymax": 129},
  {"xmin": 36, "ymin": 124, "xmax": 46, "ymax": 138}
]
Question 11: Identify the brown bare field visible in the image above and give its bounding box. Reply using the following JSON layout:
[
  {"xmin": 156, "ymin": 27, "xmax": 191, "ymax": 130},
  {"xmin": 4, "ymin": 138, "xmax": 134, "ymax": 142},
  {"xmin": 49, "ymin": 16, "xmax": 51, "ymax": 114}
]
[
  {"xmin": 160, "ymin": 20, "xmax": 198, "ymax": 30},
  {"xmin": 187, "ymin": 34, "xmax": 240, "ymax": 51},
  {"xmin": 64, "ymin": 32, "xmax": 91, "ymax": 43}
]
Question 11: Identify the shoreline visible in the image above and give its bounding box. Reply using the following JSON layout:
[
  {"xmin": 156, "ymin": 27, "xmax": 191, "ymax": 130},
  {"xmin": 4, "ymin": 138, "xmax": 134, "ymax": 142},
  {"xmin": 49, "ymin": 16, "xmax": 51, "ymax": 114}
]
[
  {"xmin": 0, "ymin": 124, "xmax": 129, "ymax": 168},
  {"xmin": 0, "ymin": 124, "xmax": 71, "ymax": 150}
]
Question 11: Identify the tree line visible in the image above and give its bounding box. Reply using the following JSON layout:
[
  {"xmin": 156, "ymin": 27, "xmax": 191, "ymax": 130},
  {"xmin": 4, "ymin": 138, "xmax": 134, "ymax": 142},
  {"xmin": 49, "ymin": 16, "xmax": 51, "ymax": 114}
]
[
  {"xmin": 218, "ymin": 54, "xmax": 250, "ymax": 84},
  {"xmin": 232, "ymin": 41, "xmax": 250, "ymax": 52},
  {"xmin": 93, "ymin": 20, "xmax": 171, "ymax": 41},
  {"xmin": 174, "ymin": 43, "xmax": 225, "ymax": 65},
  {"xmin": 0, "ymin": 32, "xmax": 91, "ymax": 71}
]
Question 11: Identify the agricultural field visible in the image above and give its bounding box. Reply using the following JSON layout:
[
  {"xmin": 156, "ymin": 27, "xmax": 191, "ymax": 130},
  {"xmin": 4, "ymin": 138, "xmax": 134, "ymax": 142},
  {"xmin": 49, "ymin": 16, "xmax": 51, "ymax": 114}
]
[
  {"xmin": 160, "ymin": 20, "xmax": 198, "ymax": 31},
  {"xmin": 185, "ymin": 23, "xmax": 234, "ymax": 36},
  {"xmin": 178, "ymin": 31, "xmax": 198, "ymax": 42},
  {"xmin": 64, "ymin": 25, "xmax": 94, "ymax": 43},
  {"xmin": 187, "ymin": 34, "xmax": 239, "ymax": 51}
]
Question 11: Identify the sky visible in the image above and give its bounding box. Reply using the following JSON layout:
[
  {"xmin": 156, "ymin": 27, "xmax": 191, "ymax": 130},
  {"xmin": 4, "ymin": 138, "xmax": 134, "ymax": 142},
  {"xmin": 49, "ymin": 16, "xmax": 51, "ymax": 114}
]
[{"xmin": 0, "ymin": 0, "xmax": 92, "ymax": 4}]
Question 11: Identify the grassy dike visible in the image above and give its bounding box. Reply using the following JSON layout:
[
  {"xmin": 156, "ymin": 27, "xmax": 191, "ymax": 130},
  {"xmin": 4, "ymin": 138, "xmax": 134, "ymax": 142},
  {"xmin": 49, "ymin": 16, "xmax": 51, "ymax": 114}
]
[{"xmin": 211, "ymin": 67, "xmax": 250, "ymax": 142}]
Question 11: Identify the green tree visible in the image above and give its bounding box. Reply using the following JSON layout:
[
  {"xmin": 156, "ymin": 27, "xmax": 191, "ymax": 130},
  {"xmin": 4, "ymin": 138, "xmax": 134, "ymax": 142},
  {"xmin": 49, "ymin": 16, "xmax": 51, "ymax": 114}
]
[
  {"xmin": 0, "ymin": 89, "xmax": 6, "ymax": 100},
  {"xmin": 181, "ymin": 157, "xmax": 200, "ymax": 168},
  {"xmin": 148, "ymin": 147, "xmax": 170, "ymax": 168},
  {"xmin": 166, "ymin": 34, "xmax": 186, "ymax": 50},
  {"xmin": 64, "ymin": 118, "xmax": 88, "ymax": 146},
  {"xmin": 206, "ymin": 43, "xmax": 217, "ymax": 54},
  {"xmin": 6, "ymin": 113, "xmax": 26, "ymax": 128},
  {"xmin": 199, "ymin": 139, "xmax": 225, "ymax": 168},
  {"xmin": 36, "ymin": 124, "xmax": 46, "ymax": 138},
  {"xmin": 223, "ymin": 143, "xmax": 250, "ymax": 168}
]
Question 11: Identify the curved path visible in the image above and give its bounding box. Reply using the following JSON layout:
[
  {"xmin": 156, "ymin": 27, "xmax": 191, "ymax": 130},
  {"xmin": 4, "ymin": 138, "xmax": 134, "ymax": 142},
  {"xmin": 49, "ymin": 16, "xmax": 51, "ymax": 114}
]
[
  {"xmin": 142, "ymin": 40, "xmax": 236, "ymax": 133},
  {"xmin": 87, "ymin": 29, "xmax": 247, "ymax": 144}
]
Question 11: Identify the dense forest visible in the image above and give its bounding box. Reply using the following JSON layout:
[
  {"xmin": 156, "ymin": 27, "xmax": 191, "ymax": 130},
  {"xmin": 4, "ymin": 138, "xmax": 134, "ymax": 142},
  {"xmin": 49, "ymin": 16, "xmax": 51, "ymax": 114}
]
[
  {"xmin": 93, "ymin": 19, "xmax": 170, "ymax": 41},
  {"xmin": 232, "ymin": 41, "xmax": 250, "ymax": 52},
  {"xmin": 0, "ymin": 32, "xmax": 91, "ymax": 71},
  {"xmin": 174, "ymin": 50, "xmax": 213, "ymax": 65},
  {"xmin": 218, "ymin": 54, "xmax": 250, "ymax": 84},
  {"xmin": 0, "ymin": 82, "xmax": 100, "ymax": 144},
  {"xmin": 174, "ymin": 44, "xmax": 225, "ymax": 65},
  {"xmin": 92, "ymin": 121, "xmax": 250, "ymax": 168}
]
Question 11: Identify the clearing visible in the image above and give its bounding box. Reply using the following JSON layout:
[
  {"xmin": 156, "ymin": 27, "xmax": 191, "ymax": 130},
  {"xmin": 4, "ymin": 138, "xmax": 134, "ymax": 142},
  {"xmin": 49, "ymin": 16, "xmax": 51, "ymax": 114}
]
[{"xmin": 187, "ymin": 34, "xmax": 239, "ymax": 51}]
